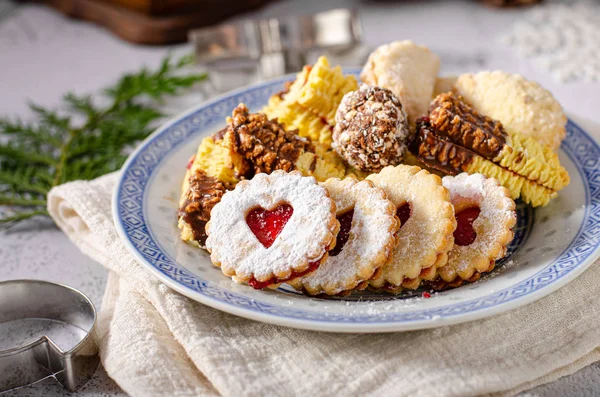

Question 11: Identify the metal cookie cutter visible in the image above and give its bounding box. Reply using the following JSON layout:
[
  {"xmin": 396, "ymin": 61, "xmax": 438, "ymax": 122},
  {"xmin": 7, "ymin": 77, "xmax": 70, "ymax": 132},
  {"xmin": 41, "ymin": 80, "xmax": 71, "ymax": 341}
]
[
  {"xmin": 0, "ymin": 280, "xmax": 99, "ymax": 392},
  {"xmin": 189, "ymin": 8, "xmax": 364, "ymax": 92}
]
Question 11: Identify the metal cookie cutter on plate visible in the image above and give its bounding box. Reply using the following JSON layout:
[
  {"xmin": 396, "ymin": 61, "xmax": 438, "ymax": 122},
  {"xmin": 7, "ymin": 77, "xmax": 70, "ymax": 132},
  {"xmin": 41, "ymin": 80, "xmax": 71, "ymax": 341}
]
[{"xmin": 0, "ymin": 280, "xmax": 99, "ymax": 392}]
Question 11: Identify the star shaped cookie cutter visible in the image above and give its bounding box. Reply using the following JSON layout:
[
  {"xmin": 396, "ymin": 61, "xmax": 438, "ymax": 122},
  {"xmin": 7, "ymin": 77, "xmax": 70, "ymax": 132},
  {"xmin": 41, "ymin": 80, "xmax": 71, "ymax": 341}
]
[{"xmin": 0, "ymin": 280, "xmax": 99, "ymax": 392}]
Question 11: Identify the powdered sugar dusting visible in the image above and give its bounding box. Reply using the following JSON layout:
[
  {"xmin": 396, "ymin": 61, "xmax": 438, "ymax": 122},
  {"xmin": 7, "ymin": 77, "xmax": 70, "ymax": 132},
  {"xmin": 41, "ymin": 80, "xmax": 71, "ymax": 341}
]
[
  {"xmin": 297, "ymin": 178, "xmax": 399, "ymax": 295},
  {"xmin": 206, "ymin": 171, "xmax": 338, "ymax": 282},
  {"xmin": 366, "ymin": 165, "xmax": 456, "ymax": 288},
  {"xmin": 441, "ymin": 173, "xmax": 517, "ymax": 280},
  {"xmin": 501, "ymin": 1, "xmax": 600, "ymax": 83},
  {"xmin": 360, "ymin": 40, "xmax": 440, "ymax": 124},
  {"xmin": 444, "ymin": 172, "xmax": 485, "ymax": 204}
]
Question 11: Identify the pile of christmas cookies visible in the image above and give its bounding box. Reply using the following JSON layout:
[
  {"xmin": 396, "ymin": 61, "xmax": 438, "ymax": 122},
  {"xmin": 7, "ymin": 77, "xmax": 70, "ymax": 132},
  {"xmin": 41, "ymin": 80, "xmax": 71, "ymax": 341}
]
[{"xmin": 178, "ymin": 40, "xmax": 569, "ymax": 295}]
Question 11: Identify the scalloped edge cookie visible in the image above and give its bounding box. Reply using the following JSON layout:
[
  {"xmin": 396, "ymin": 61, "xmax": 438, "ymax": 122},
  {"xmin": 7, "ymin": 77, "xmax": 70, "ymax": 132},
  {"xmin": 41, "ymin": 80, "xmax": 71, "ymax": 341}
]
[
  {"xmin": 432, "ymin": 173, "xmax": 517, "ymax": 289},
  {"xmin": 205, "ymin": 170, "xmax": 340, "ymax": 288},
  {"xmin": 290, "ymin": 178, "xmax": 400, "ymax": 296},
  {"xmin": 366, "ymin": 165, "xmax": 456, "ymax": 293}
]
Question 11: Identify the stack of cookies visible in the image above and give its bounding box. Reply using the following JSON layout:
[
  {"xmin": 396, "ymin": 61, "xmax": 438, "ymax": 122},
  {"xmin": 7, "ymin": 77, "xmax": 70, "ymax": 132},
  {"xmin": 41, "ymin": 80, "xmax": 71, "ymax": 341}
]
[{"xmin": 178, "ymin": 40, "xmax": 570, "ymax": 295}]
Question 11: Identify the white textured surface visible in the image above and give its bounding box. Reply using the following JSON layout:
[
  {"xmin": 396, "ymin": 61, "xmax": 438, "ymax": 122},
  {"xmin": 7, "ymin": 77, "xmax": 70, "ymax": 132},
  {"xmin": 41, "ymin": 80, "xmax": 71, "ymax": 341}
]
[
  {"xmin": 367, "ymin": 165, "xmax": 456, "ymax": 287},
  {"xmin": 360, "ymin": 40, "xmax": 440, "ymax": 124},
  {"xmin": 454, "ymin": 71, "xmax": 567, "ymax": 150},
  {"xmin": 1, "ymin": 1, "xmax": 600, "ymax": 396},
  {"xmin": 502, "ymin": 0, "xmax": 600, "ymax": 83},
  {"xmin": 206, "ymin": 171, "xmax": 336, "ymax": 281},
  {"xmin": 442, "ymin": 173, "xmax": 516, "ymax": 278},
  {"xmin": 297, "ymin": 178, "xmax": 398, "ymax": 295}
]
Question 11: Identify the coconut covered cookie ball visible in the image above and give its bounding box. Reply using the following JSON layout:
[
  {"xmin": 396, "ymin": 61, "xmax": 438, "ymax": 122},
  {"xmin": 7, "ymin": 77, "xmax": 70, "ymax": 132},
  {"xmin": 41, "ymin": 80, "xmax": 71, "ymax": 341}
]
[{"xmin": 332, "ymin": 84, "xmax": 411, "ymax": 172}]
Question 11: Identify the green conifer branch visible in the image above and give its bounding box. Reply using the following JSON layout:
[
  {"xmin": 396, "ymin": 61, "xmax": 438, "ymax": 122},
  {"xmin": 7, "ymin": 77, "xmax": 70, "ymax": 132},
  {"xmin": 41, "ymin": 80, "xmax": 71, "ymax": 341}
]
[{"xmin": 0, "ymin": 55, "xmax": 207, "ymax": 227}]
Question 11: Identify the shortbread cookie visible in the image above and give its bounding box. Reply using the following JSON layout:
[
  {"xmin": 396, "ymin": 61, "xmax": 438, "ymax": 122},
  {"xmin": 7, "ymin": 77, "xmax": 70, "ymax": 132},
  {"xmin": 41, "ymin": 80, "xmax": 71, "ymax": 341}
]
[
  {"xmin": 332, "ymin": 84, "xmax": 411, "ymax": 172},
  {"xmin": 432, "ymin": 173, "xmax": 517, "ymax": 289},
  {"xmin": 360, "ymin": 40, "xmax": 440, "ymax": 125},
  {"xmin": 264, "ymin": 56, "xmax": 358, "ymax": 145},
  {"xmin": 179, "ymin": 105, "xmax": 347, "ymax": 247},
  {"xmin": 453, "ymin": 71, "xmax": 567, "ymax": 151},
  {"xmin": 205, "ymin": 171, "xmax": 339, "ymax": 289},
  {"xmin": 366, "ymin": 165, "xmax": 456, "ymax": 293},
  {"xmin": 290, "ymin": 178, "xmax": 400, "ymax": 296},
  {"xmin": 189, "ymin": 135, "xmax": 238, "ymax": 185},
  {"xmin": 428, "ymin": 93, "xmax": 569, "ymax": 191}
]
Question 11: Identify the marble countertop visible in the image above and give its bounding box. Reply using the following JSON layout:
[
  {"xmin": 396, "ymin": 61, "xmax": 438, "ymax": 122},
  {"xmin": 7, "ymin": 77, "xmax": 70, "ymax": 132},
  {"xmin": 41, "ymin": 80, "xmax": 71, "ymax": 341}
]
[{"xmin": 1, "ymin": 1, "xmax": 599, "ymax": 396}]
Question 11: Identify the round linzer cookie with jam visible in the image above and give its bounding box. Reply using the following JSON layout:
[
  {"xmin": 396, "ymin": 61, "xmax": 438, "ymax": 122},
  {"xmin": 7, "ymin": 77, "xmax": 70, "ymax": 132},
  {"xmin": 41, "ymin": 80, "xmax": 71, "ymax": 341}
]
[
  {"xmin": 289, "ymin": 178, "xmax": 400, "ymax": 296},
  {"xmin": 332, "ymin": 84, "xmax": 411, "ymax": 173},
  {"xmin": 431, "ymin": 173, "xmax": 517, "ymax": 290},
  {"xmin": 205, "ymin": 170, "xmax": 340, "ymax": 290},
  {"xmin": 366, "ymin": 165, "xmax": 456, "ymax": 293}
]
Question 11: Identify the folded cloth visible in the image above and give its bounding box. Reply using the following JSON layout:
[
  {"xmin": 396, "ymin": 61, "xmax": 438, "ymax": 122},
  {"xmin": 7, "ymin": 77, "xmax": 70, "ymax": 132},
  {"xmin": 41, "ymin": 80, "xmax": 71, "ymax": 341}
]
[{"xmin": 47, "ymin": 118, "xmax": 600, "ymax": 397}]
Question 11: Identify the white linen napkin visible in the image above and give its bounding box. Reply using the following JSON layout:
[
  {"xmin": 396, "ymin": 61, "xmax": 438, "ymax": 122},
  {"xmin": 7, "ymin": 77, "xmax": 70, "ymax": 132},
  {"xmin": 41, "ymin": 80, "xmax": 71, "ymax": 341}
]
[{"xmin": 47, "ymin": 117, "xmax": 600, "ymax": 397}]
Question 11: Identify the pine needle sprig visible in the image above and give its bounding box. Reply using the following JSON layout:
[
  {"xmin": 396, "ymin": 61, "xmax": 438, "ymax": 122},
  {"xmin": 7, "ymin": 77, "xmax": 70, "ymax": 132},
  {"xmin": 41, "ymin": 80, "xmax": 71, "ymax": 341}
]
[{"xmin": 0, "ymin": 55, "xmax": 207, "ymax": 227}]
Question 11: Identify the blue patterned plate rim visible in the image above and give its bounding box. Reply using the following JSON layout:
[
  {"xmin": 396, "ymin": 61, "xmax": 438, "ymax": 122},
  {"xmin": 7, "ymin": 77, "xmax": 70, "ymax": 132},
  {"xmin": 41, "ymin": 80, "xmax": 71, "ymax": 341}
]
[{"xmin": 113, "ymin": 72, "xmax": 600, "ymax": 333}]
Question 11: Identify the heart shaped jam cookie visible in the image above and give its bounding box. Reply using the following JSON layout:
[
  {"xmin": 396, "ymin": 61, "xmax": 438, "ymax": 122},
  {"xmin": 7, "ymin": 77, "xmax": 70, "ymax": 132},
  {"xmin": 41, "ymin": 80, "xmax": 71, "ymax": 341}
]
[
  {"xmin": 290, "ymin": 178, "xmax": 400, "ymax": 296},
  {"xmin": 205, "ymin": 171, "xmax": 339, "ymax": 289},
  {"xmin": 246, "ymin": 204, "xmax": 294, "ymax": 248},
  {"xmin": 432, "ymin": 173, "xmax": 517, "ymax": 289},
  {"xmin": 366, "ymin": 165, "xmax": 456, "ymax": 293}
]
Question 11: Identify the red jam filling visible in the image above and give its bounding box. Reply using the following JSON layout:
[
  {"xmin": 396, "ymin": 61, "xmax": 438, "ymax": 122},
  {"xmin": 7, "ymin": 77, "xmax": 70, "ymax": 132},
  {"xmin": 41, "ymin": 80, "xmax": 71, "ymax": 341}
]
[
  {"xmin": 329, "ymin": 210, "xmax": 354, "ymax": 257},
  {"xmin": 396, "ymin": 203, "xmax": 411, "ymax": 229},
  {"xmin": 246, "ymin": 204, "xmax": 293, "ymax": 248},
  {"xmin": 248, "ymin": 260, "xmax": 320, "ymax": 290},
  {"xmin": 454, "ymin": 207, "xmax": 481, "ymax": 246}
]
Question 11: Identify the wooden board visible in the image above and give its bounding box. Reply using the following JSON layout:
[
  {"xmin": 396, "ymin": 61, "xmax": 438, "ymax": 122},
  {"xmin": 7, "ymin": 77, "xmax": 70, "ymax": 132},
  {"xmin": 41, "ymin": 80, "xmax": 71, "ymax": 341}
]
[{"xmin": 23, "ymin": 0, "xmax": 273, "ymax": 45}]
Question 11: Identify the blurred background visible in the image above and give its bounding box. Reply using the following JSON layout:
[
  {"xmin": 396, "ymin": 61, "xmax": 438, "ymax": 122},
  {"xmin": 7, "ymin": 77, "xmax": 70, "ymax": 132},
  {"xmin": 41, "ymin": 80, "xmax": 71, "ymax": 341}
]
[
  {"xmin": 2, "ymin": 0, "xmax": 598, "ymax": 121},
  {"xmin": 1, "ymin": 0, "xmax": 600, "ymax": 395}
]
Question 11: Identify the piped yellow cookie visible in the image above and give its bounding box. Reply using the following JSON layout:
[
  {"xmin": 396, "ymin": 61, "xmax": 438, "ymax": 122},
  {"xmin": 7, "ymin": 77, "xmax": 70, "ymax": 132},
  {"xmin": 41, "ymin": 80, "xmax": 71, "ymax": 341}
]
[
  {"xmin": 178, "ymin": 132, "xmax": 236, "ymax": 247},
  {"xmin": 263, "ymin": 56, "xmax": 357, "ymax": 145},
  {"xmin": 428, "ymin": 93, "xmax": 569, "ymax": 191},
  {"xmin": 179, "ymin": 105, "xmax": 347, "ymax": 248},
  {"xmin": 410, "ymin": 93, "xmax": 568, "ymax": 207},
  {"xmin": 366, "ymin": 165, "xmax": 456, "ymax": 293},
  {"xmin": 206, "ymin": 171, "xmax": 340, "ymax": 289},
  {"xmin": 411, "ymin": 119, "xmax": 557, "ymax": 207},
  {"xmin": 290, "ymin": 178, "xmax": 400, "ymax": 296},
  {"xmin": 431, "ymin": 173, "xmax": 517, "ymax": 289}
]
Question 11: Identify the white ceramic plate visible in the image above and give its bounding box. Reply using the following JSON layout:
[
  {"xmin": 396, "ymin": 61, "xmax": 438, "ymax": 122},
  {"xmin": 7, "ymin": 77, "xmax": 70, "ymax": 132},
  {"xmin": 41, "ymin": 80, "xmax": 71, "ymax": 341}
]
[{"xmin": 113, "ymin": 72, "xmax": 600, "ymax": 333}]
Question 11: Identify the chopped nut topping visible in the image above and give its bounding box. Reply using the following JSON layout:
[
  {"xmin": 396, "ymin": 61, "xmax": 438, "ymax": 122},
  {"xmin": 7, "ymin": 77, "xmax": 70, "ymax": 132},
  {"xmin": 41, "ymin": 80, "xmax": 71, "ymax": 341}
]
[
  {"xmin": 429, "ymin": 93, "xmax": 507, "ymax": 159},
  {"xmin": 332, "ymin": 84, "xmax": 410, "ymax": 172},
  {"xmin": 410, "ymin": 118, "xmax": 475, "ymax": 175},
  {"xmin": 179, "ymin": 169, "xmax": 232, "ymax": 247},
  {"xmin": 224, "ymin": 104, "xmax": 314, "ymax": 178}
]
